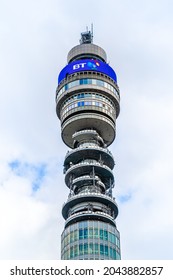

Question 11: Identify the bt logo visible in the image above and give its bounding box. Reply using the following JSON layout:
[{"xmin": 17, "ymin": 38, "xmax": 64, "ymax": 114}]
[
  {"xmin": 73, "ymin": 60, "xmax": 100, "ymax": 70},
  {"xmin": 73, "ymin": 62, "xmax": 87, "ymax": 70}
]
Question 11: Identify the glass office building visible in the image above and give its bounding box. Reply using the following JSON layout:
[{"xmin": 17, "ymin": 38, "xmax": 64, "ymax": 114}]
[{"xmin": 56, "ymin": 29, "xmax": 121, "ymax": 260}]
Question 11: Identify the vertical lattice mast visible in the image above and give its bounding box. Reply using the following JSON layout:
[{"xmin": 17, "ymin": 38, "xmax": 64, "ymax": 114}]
[{"xmin": 56, "ymin": 29, "xmax": 121, "ymax": 260}]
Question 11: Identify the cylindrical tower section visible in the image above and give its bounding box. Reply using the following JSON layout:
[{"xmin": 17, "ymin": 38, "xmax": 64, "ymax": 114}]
[
  {"xmin": 56, "ymin": 30, "xmax": 121, "ymax": 260},
  {"xmin": 67, "ymin": 43, "xmax": 107, "ymax": 63}
]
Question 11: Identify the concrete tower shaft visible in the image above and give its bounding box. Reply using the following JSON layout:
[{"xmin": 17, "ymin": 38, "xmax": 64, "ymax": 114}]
[{"xmin": 56, "ymin": 30, "xmax": 121, "ymax": 260}]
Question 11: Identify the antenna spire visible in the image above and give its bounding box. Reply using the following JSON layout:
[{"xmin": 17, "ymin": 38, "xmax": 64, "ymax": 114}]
[{"xmin": 80, "ymin": 24, "xmax": 93, "ymax": 44}]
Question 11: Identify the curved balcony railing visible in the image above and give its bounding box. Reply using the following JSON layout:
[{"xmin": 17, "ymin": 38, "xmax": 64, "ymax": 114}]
[
  {"xmin": 64, "ymin": 210, "xmax": 116, "ymax": 227},
  {"xmin": 63, "ymin": 191, "xmax": 116, "ymax": 206},
  {"xmin": 62, "ymin": 191, "xmax": 118, "ymax": 221},
  {"xmin": 73, "ymin": 129, "xmax": 99, "ymax": 138},
  {"xmin": 65, "ymin": 144, "xmax": 114, "ymax": 160},
  {"xmin": 65, "ymin": 160, "xmax": 113, "ymax": 174},
  {"xmin": 61, "ymin": 111, "xmax": 115, "ymax": 131},
  {"xmin": 72, "ymin": 174, "xmax": 99, "ymax": 183},
  {"xmin": 72, "ymin": 129, "xmax": 104, "ymax": 145},
  {"xmin": 65, "ymin": 160, "xmax": 114, "ymax": 188},
  {"xmin": 72, "ymin": 175, "xmax": 105, "ymax": 189}
]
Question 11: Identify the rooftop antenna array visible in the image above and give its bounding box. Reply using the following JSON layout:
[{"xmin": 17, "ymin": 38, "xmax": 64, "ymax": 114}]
[{"xmin": 80, "ymin": 23, "xmax": 93, "ymax": 44}]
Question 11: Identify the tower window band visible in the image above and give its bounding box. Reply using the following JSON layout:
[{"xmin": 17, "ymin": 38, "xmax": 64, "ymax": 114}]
[{"xmin": 57, "ymin": 78, "xmax": 119, "ymax": 99}]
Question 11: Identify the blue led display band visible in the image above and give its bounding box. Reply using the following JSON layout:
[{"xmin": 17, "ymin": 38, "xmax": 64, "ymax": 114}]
[{"xmin": 58, "ymin": 59, "xmax": 117, "ymax": 85}]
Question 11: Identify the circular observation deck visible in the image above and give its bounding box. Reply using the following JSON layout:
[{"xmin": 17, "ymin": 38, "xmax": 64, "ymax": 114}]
[
  {"xmin": 62, "ymin": 192, "xmax": 118, "ymax": 220},
  {"xmin": 64, "ymin": 161, "xmax": 114, "ymax": 189},
  {"xmin": 61, "ymin": 112, "xmax": 116, "ymax": 149},
  {"xmin": 64, "ymin": 145, "xmax": 115, "ymax": 170},
  {"xmin": 67, "ymin": 43, "xmax": 107, "ymax": 63},
  {"xmin": 72, "ymin": 129, "xmax": 105, "ymax": 147},
  {"xmin": 64, "ymin": 210, "xmax": 116, "ymax": 228},
  {"xmin": 71, "ymin": 175, "xmax": 105, "ymax": 192}
]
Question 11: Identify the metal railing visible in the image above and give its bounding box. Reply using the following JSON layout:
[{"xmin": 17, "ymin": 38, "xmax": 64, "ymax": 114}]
[
  {"xmin": 65, "ymin": 210, "xmax": 116, "ymax": 226},
  {"xmin": 65, "ymin": 160, "xmax": 113, "ymax": 175},
  {"xmin": 65, "ymin": 144, "xmax": 113, "ymax": 159},
  {"xmin": 63, "ymin": 192, "xmax": 116, "ymax": 206}
]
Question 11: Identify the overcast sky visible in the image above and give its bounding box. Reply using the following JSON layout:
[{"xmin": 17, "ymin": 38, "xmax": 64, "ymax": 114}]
[{"xmin": 0, "ymin": 0, "xmax": 173, "ymax": 260}]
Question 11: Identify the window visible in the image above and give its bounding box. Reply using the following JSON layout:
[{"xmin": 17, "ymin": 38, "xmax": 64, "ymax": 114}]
[
  {"xmin": 89, "ymin": 228, "xmax": 93, "ymax": 238},
  {"xmin": 79, "ymin": 244, "xmax": 83, "ymax": 255},
  {"xmin": 64, "ymin": 250, "xmax": 69, "ymax": 260},
  {"xmin": 70, "ymin": 231, "xmax": 74, "ymax": 242},
  {"xmin": 97, "ymin": 80, "xmax": 104, "ymax": 86},
  {"xmin": 94, "ymin": 228, "xmax": 98, "ymax": 238},
  {"xmin": 116, "ymin": 253, "xmax": 121, "ymax": 260},
  {"xmin": 77, "ymin": 101, "xmax": 84, "ymax": 107},
  {"xmin": 105, "ymin": 245, "xmax": 108, "ymax": 256},
  {"xmin": 77, "ymin": 93, "xmax": 84, "ymax": 99},
  {"xmin": 89, "ymin": 243, "xmax": 93, "ymax": 254},
  {"xmin": 84, "ymin": 243, "xmax": 88, "ymax": 254},
  {"xmin": 110, "ymin": 247, "xmax": 113, "ymax": 258},
  {"xmin": 74, "ymin": 80, "xmax": 79, "ymax": 86},
  {"xmin": 85, "ymin": 93, "xmax": 91, "ymax": 98},
  {"xmin": 100, "ymin": 244, "xmax": 104, "ymax": 255},
  {"xmin": 57, "ymin": 78, "xmax": 119, "ymax": 99},
  {"xmin": 84, "ymin": 228, "xmax": 88, "ymax": 239},
  {"xmin": 113, "ymin": 248, "xmax": 116, "ymax": 259},
  {"xmin": 71, "ymin": 80, "xmax": 78, "ymax": 87},
  {"xmin": 74, "ymin": 245, "xmax": 78, "ymax": 257},
  {"xmin": 112, "ymin": 234, "xmax": 116, "ymax": 244},
  {"xmin": 94, "ymin": 243, "xmax": 99, "ymax": 254},
  {"xmin": 70, "ymin": 246, "xmax": 74, "ymax": 258},
  {"xmin": 117, "ymin": 238, "xmax": 120, "ymax": 248},
  {"xmin": 83, "ymin": 221, "xmax": 88, "ymax": 228},
  {"xmin": 104, "ymin": 230, "xmax": 108, "ymax": 240},
  {"xmin": 74, "ymin": 230, "xmax": 78, "ymax": 241},
  {"xmin": 108, "ymin": 232, "xmax": 112, "ymax": 243},
  {"xmin": 67, "ymin": 233, "xmax": 70, "ymax": 244},
  {"xmin": 100, "ymin": 229, "xmax": 103, "ymax": 240},
  {"xmin": 79, "ymin": 229, "xmax": 83, "ymax": 239},
  {"xmin": 92, "ymin": 79, "xmax": 97, "ymax": 85}
]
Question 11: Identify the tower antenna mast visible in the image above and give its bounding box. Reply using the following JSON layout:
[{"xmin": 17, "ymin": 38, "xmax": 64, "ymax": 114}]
[{"xmin": 80, "ymin": 24, "xmax": 93, "ymax": 44}]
